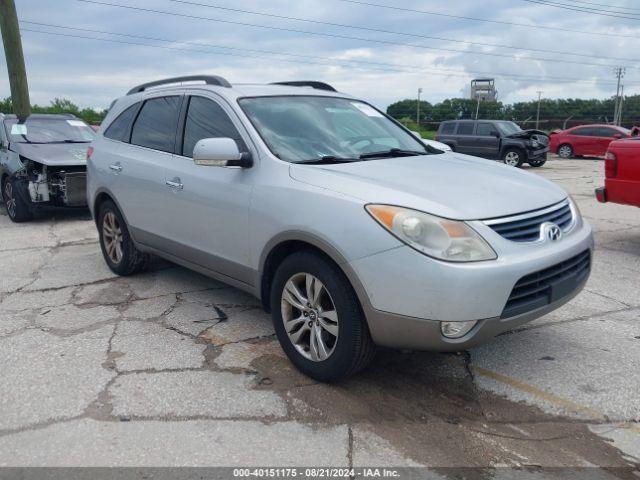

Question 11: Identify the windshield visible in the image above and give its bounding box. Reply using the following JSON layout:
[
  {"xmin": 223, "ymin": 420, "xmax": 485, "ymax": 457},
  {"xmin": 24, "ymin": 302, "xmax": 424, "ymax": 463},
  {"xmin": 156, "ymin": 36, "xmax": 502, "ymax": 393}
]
[
  {"xmin": 5, "ymin": 117, "xmax": 95, "ymax": 144},
  {"xmin": 238, "ymin": 96, "xmax": 429, "ymax": 162},
  {"xmin": 495, "ymin": 121, "xmax": 522, "ymax": 136}
]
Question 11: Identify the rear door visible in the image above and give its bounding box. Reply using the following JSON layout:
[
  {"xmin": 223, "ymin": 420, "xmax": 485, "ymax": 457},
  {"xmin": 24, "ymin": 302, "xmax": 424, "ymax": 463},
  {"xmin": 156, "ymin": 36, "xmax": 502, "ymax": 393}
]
[
  {"xmin": 105, "ymin": 95, "xmax": 182, "ymax": 247},
  {"xmin": 454, "ymin": 122, "xmax": 477, "ymax": 155},
  {"xmin": 473, "ymin": 122, "xmax": 500, "ymax": 158},
  {"xmin": 570, "ymin": 127, "xmax": 597, "ymax": 156},
  {"xmin": 161, "ymin": 93, "xmax": 255, "ymax": 285}
]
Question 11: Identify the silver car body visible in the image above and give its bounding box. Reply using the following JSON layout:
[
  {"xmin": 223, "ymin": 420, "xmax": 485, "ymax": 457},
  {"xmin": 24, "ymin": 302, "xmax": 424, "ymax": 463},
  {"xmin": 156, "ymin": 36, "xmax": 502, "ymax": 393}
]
[{"xmin": 88, "ymin": 82, "xmax": 593, "ymax": 351}]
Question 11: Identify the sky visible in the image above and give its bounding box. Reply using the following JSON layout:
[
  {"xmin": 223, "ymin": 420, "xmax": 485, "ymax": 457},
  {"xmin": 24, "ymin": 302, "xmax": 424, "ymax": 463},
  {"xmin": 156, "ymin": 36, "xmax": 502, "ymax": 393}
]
[{"xmin": 1, "ymin": 0, "xmax": 640, "ymax": 111}]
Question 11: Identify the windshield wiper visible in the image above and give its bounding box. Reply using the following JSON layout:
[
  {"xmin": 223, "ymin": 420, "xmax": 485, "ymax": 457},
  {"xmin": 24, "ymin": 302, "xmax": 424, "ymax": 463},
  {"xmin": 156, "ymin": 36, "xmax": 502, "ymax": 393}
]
[
  {"xmin": 296, "ymin": 155, "xmax": 360, "ymax": 165},
  {"xmin": 358, "ymin": 148, "xmax": 426, "ymax": 160}
]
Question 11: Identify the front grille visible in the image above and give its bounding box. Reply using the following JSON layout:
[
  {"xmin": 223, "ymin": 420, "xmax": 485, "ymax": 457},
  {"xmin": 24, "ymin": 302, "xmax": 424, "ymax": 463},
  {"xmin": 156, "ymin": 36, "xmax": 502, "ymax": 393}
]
[
  {"xmin": 485, "ymin": 200, "xmax": 573, "ymax": 242},
  {"xmin": 502, "ymin": 250, "xmax": 590, "ymax": 319}
]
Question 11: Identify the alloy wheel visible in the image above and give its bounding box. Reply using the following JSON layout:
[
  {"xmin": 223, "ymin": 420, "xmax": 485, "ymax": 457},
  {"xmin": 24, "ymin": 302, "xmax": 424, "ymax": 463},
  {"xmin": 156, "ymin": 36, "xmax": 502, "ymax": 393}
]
[
  {"xmin": 102, "ymin": 211, "xmax": 124, "ymax": 264},
  {"xmin": 280, "ymin": 272, "xmax": 339, "ymax": 362},
  {"xmin": 558, "ymin": 145, "xmax": 572, "ymax": 158},
  {"xmin": 504, "ymin": 151, "xmax": 520, "ymax": 166},
  {"xmin": 3, "ymin": 181, "xmax": 16, "ymax": 219}
]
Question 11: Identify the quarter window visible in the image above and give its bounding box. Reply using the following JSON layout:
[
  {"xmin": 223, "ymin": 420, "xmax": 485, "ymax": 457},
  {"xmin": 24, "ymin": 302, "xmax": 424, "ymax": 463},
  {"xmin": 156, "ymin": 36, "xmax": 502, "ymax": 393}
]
[
  {"xmin": 130, "ymin": 96, "xmax": 181, "ymax": 153},
  {"xmin": 456, "ymin": 123, "xmax": 474, "ymax": 135},
  {"xmin": 182, "ymin": 96, "xmax": 246, "ymax": 158},
  {"xmin": 440, "ymin": 122, "xmax": 455, "ymax": 135},
  {"xmin": 104, "ymin": 103, "xmax": 139, "ymax": 142}
]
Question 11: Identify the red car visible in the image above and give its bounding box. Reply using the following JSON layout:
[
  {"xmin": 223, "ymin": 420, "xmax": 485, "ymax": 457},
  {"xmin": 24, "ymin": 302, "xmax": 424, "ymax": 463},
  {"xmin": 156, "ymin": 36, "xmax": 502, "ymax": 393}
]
[
  {"xmin": 550, "ymin": 124, "xmax": 631, "ymax": 159},
  {"xmin": 596, "ymin": 138, "xmax": 640, "ymax": 208}
]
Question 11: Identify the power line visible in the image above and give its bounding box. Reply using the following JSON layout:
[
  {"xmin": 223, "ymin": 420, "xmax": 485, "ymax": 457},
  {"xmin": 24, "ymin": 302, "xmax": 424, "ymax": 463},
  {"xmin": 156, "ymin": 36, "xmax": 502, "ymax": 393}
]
[
  {"xmin": 562, "ymin": 0, "xmax": 640, "ymax": 12},
  {"xmin": 162, "ymin": 0, "xmax": 638, "ymax": 63},
  {"xmin": 21, "ymin": 24, "xmax": 633, "ymax": 86},
  {"xmin": 333, "ymin": 0, "xmax": 640, "ymax": 39},
  {"xmin": 521, "ymin": 0, "xmax": 640, "ymax": 20},
  {"xmin": 75, "ymin": 0, "xmax": 629, "ymax": 68}
]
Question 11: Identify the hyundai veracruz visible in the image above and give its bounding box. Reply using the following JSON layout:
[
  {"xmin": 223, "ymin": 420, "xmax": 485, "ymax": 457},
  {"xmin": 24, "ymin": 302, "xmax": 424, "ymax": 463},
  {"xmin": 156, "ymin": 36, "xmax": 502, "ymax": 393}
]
[{"xmin": 87, "ymin": 76, "xmax": 593, "ymax": 381}]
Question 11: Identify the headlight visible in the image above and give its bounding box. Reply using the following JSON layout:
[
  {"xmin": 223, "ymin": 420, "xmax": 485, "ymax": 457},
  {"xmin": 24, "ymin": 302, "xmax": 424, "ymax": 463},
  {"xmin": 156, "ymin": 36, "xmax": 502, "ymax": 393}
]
[
  {"xmin": 366, "ymin": 205, "xmax": 497, "ymax": 262},
  {"xmin": 530, "ymin": 139, "xmax": 540, "ymax": 148}
]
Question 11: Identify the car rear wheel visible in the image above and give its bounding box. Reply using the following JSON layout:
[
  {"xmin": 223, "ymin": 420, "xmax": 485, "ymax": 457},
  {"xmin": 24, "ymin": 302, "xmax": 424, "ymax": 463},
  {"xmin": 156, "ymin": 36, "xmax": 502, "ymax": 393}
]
[
  {"xmin": 270, "ymin": 251, "xmax": 376, "ymax": 382},
  {"xmin": 503, "ymin": 149, "xmax": 524, "ymax": 168},
  {"xmin": 2, "ymin": 176, "xmax": 33, "ymax": 223},
  {"xmin": 98, "ymin": 200, "xmax": 148, "ymax": 276},
  {"xmin": 558, "ymin": 144, "xmax": 573, "ymax": 159}
]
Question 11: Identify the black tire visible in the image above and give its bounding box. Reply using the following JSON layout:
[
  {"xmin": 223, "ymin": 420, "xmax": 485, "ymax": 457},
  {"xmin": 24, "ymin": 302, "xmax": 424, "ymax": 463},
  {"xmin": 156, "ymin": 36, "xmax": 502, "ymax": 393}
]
[
  {"xmin": 528, "ymin": 158, "xmax": 547, "ymax": 167},
  {"xmin": 2, "ymin": 175, "xmax": 33, "ymax": 223},
  {"xmin": 98, "ymin": 200, "xmax": 147, "ymax": 276},
  {"xmin": 502, "ymin": 148, "xmax": 524, "ymax": 168},
  {"xmin": 557, "ymin": 144, "xmax": 573, "ymax": 159},
  {"xmin": 270, "ymin": 250, "xmax": 376, "ymax": 382}
]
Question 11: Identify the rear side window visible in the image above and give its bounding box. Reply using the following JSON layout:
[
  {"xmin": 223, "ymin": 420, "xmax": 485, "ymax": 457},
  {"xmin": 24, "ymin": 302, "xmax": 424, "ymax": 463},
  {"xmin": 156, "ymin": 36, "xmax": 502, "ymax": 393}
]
[
  {"xmin": 456, "ymin": 123, "xmax": 474, "ymax": 135},
  {"xmin": 131, "ymin": 96, "xmax": 181, "ymax": 153},
  {"xmin": 440, "ymin": 122, "xmax": 455, "ymax": 135},
  {"xmin": 181, "ymin": 96, "xmax": 246, "ymax": 157},
  {"xmin": 104, "ymin": 103, "xmax": 139, "ymax": 142}
]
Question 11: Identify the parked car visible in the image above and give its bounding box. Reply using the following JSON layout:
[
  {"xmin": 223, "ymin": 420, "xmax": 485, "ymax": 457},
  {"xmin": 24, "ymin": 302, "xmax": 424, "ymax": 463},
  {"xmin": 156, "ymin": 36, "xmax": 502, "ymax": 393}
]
[
  {"xmin": 550, "ymin": 124, "xmax": 631, "ymax": 159},
  {"xmin": 595, "ymin": 138, "xmax": 640, "ymax": 208},
  {"xmin": 435, "ymin": 120, "xmax": 549, "ymax": 168},
  {"xmin": 0, "ymin": 113, "xmax": 95, "ymax": 222},
  {"xmin": 411, "ymin": 131, "xmax": 452, "ymax": 151},
  {"xmin": 88, "ymin": 76, "xmax": 593, "ymax": 381}
]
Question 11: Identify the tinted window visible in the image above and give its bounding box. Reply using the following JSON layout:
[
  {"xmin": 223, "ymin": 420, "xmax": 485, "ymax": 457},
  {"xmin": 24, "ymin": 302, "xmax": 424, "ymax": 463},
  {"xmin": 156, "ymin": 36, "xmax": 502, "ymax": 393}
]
[
  {"xmin": 131, "ymin": 96, "xmax": 181, "ymax": 153},
  {"xmin": 595, "ymin": 127, "xmax": 619, "ymax": 138},
  {"xmin": 456, "ymin": 123, "xmax": 474, "ymax": 135},
  {"xmin": 104, "ymin": 104, "xmax": 139, "ymax": 142},
  {"xmin": 572, "ymin": 127, "xmax": 596, "ymax": 136},
  {"xmin": 440, "ymin": 122, "xmax": 455, "ymax": 135},
  {"xmin": 182, "ymin": 96, "xmax": 246, "ymax": 157},
  {"xmin": 476, "ymin": 123, "xmax": 495, "ymax": 136}
]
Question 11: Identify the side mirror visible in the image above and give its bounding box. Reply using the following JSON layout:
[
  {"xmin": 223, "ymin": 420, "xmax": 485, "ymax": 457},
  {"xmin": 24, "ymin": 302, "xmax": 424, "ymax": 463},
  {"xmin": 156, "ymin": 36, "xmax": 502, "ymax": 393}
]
[
  {"xmin": 193, "ymin": 138, "xmax": 253, "ymax": 168},
  {"xmin": 613, "ymin": 133, "xmax": 623, "ymax": 139},
  {"xmin": 410, "ymin": 130, "xmax": 422, "ymax": 139},
  {"xmin": 491, "ymin": 131, "xmax": 500, "ymax": 138}
]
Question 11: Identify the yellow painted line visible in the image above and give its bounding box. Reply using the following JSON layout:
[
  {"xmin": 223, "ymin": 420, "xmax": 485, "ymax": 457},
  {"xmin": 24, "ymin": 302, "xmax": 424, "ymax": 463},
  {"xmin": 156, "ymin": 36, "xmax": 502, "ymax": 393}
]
[{"xmin": 470, "ymin": 365, "xmax": 605, "ymax": 420}]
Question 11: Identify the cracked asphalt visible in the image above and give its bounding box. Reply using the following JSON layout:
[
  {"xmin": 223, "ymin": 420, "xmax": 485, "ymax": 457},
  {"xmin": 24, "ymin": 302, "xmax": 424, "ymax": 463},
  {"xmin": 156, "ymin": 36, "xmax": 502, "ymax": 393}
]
[{"xmin": 0, "ymin": 158, "xmax": 638, "ymax": 472}]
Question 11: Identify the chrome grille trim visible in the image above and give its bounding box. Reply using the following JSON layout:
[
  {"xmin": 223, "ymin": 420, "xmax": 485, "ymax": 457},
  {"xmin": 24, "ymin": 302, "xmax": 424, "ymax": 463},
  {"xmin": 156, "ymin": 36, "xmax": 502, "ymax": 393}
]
[{"xmin": 484, "ymin": 200, "xmax": 575, "ymax": 243}]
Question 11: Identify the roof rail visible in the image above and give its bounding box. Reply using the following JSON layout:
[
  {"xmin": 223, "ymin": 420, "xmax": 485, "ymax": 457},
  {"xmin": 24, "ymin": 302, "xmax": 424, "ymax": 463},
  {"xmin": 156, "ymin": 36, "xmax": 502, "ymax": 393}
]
[
  {"xmin": 271, "ymin": 81, "xmax": 337, "ymax": 92},
  {"xmin": 127, "ymin": 75, "xmax": 232, "ymax": 95}
]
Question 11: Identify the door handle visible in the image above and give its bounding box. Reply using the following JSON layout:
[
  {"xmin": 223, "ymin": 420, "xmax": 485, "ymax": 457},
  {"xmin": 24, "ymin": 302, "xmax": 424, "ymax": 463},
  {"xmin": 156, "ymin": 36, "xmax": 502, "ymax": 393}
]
[
  {"xmin": 109, "ymin": 163, "xmax": 123, "ymax": 172},
  {"xmin": 165, "ymin": 180, "xmax": 183, "ymax": 190}
]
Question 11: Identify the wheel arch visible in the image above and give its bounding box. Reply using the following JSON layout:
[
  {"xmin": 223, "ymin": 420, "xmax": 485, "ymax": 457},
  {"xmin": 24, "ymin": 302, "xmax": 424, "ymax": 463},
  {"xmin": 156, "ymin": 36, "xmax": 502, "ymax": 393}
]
[
  {"xmin": 258, "ymin": 232, "xmax": 371, "ymax": 316},
  {"xmin": 92, "ymin": 188, "xmax": 132, "ymax": 229}
]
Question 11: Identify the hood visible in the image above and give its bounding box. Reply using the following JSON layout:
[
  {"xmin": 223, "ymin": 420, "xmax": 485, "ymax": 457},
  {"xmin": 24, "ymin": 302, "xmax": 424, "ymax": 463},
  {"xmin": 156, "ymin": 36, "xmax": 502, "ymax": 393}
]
[
  {"xmin": 10, "ymin": 142, "xmax": 89, "ymax": 166},
  {"xmin": 507, "ymin": 129, "xmax": 548, "ymax": 139},
  {"xmin": 289, "ymin": 153, "xmax": 567, "ymax": 220}
]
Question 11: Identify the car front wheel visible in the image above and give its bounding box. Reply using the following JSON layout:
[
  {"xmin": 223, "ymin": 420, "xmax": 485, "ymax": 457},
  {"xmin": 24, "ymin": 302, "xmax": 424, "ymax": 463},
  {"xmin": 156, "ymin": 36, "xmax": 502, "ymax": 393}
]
[
  {"xmin": 98, "ymin": 200, "xmax": 147, "ymax": 276},
  {"xmin": 558, "ymin": 144, "xmax": 573, "ymax": 159},
  {"xmin": 270, "ymin": 251, "xmax": 376, "ymax": 382},
  {"xmin": 503, "ymin": 149, "xmax": 524, "ymax": 167},
  {"xmin": 2, "ymin": 176, "xmax": 33, "ymax": 222}
]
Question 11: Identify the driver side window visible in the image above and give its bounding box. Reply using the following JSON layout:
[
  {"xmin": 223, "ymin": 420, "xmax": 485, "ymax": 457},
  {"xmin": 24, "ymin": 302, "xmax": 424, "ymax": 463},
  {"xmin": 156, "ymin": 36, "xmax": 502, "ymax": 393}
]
[{"xmin": 181, "ymin": 96, "xmax": 246, "ymax": 158}]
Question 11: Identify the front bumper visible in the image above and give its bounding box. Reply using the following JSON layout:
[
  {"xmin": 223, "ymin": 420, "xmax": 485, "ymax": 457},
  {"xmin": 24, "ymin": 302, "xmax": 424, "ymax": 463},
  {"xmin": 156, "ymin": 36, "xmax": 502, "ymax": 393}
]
[
  {"xmin": 527, "ymin": 147, "xmax": 549, "ymax": 160},
  {"xmin": 349, "ymin": 219, "xmax": 593, "ymax": 351}
]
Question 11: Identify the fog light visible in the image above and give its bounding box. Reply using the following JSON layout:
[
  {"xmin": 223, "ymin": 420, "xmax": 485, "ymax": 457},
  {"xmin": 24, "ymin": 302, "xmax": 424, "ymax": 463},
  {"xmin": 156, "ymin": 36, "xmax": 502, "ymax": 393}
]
[{"xmin": 441, "ymin": 320, "xmax": 477, "ymax": 339}]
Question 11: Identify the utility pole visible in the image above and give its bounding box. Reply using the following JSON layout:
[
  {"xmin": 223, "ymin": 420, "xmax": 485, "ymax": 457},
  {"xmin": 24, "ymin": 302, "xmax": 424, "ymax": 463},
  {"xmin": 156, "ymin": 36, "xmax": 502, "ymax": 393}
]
[
  {"xmin": 617, "ymin": 85, "xmax": 625, "ymax": 126},
  {"xmin": 416, "ymin": 87, "xmax": 423, "ymax": 126},
  {"xmin": 475, "ymin": 96, "xmax": 481, "ymax": 120},
  {"xmin": 0, "ymin": 0, "xmax": 30, "ymax": 121},
  {"xmin": 613, "ymin": 67, "xmax": 625, "ymax": 126},
  {"xmin": 535, "ymin": 91, "xmax": 543, "ymax": 130}
]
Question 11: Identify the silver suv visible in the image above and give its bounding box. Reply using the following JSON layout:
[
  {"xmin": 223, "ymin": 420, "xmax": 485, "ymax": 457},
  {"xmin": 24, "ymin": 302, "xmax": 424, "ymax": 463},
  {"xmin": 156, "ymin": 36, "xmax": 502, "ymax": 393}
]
[{"xmin": 87, "ymin": 76, "xmax": 593, "ymax": 381}]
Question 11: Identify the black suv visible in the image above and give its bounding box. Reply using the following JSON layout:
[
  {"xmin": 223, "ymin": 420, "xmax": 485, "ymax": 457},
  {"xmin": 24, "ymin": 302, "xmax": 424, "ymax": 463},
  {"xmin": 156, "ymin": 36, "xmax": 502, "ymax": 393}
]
[{"xmin": 435, "ymin": 120, "xmax": 549, "ymax": 168}]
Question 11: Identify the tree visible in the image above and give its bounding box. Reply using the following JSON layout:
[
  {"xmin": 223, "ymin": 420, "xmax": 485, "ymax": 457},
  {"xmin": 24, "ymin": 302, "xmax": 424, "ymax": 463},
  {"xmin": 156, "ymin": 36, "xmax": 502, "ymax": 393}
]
[{"xmin": 0, "ymin": 96, "xmax": 107, "ymax": 124}]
